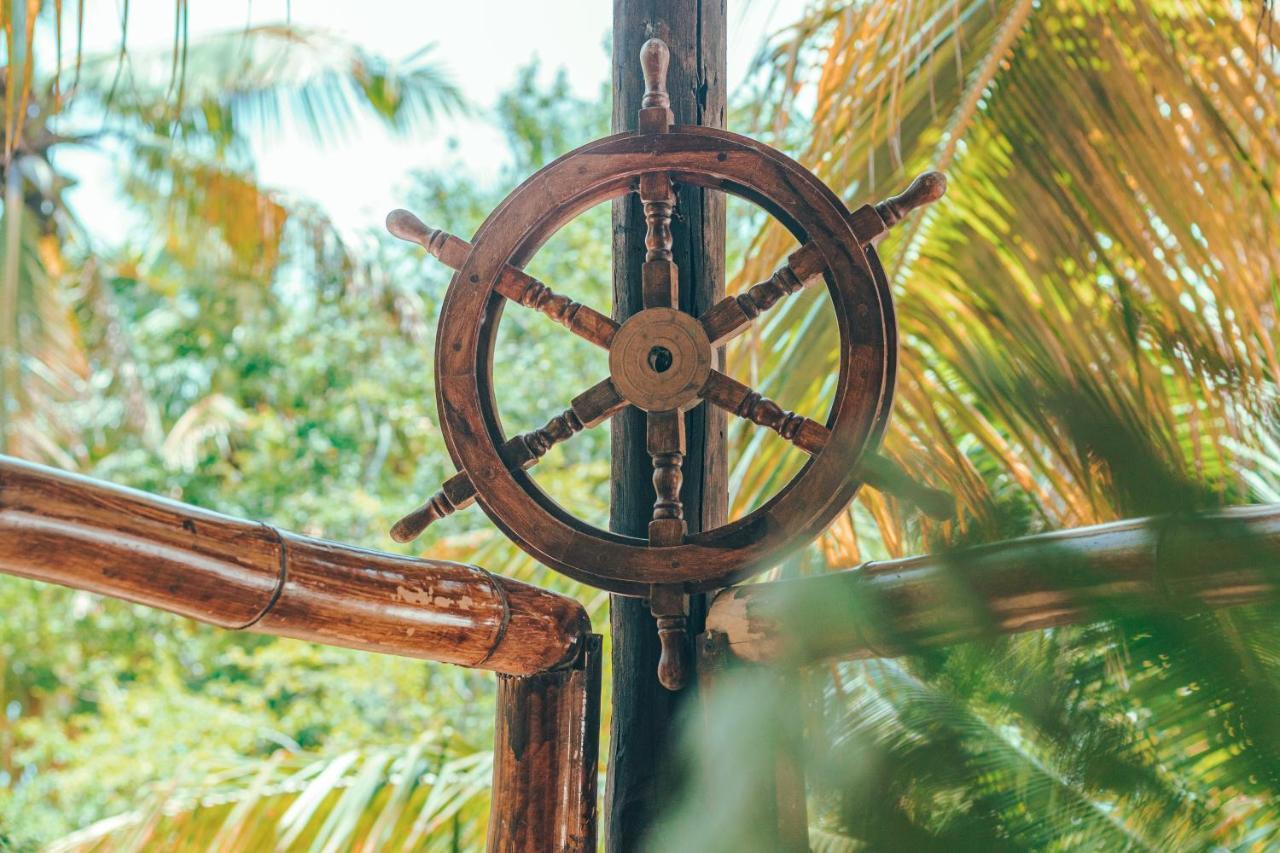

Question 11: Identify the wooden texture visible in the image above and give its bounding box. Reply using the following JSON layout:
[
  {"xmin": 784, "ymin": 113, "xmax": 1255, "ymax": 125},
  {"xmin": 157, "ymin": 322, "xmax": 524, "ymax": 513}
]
[
  {"xmin": 639, "ymin": 172, "xmax": 677, "ymax": 308},
  {"xmin": 392, "ymin": 379, "xmax": 627, "ymax": 542},
  {"xmin": 0, "ymin": 456, "xmax": 589, "ymax": 676},
  {"xmin": 608, "ymin": 4, "xmax": 726, "ymax": 850},
  {"xmin": 488, "ymin": 635, "xmax": 602, "ymax": 852},
  {"xmin": 638, "ymin": 37, "xmax": 674, "ymax": 130},
  {"xmin": 387, "ymin": 209, "xmax": 618, "ymax": 350},
  {"xmin": 392, "ymin": 170, "xmax": 945, "ymax": 559},
  {"xmin": 401, "ymin": 54, "xmax": 947, "ymax": 596},
  {"xmin": 699, "ymin": 171, "xmax": 944, "ymax": 347},
  {"xmin": 607, "ymin": 308, "xmax": 711, "ymax": 414},
  {"xmin": 698, "ymin": 246, "xmax": 818, "ymax": 346},
  {"xmin": 389, "ymin": 468, "xmax": 476, "ymax": 542},
  {"xmin": 702, "ymin": 369, "xmax": 829, "ymax": 455},
  {"xmin": 436, "ymin": 128, "xmax": 894, "ymax": 594},
  {"xmin": 706, "ymin": 505, "xmax": 1280, "ymax": 666},
  {"xmin": 873, "ymin": 171, "xmax": 948, "ymax": 230},
  {"xmin": 647, "ymin": 410, "xmax": 686, "ymax": 524},
  {"xmin": 649, "ymin": 582, "xmax": 691, "ymax": 691}
]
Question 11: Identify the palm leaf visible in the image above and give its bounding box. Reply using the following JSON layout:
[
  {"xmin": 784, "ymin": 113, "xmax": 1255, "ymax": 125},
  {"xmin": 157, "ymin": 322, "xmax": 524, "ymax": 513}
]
[
  {"xmin": 69, "ymin": 25, "xmax": 463, "ymax": 148},
  {"xmin": 702, "ymin": 1, "xmax": 1280, "ymax": 847},
  {"xmin": 733, "ymin": 0, "xmax": 1280, "ymax": 545},
  {"xmin": 47, "ymin": 740, "xmax": 494, "ymax": 851}
]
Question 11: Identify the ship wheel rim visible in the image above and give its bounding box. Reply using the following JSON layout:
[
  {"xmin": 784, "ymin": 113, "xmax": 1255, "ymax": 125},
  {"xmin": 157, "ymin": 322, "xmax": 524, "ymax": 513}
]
[{"xmin": 435, "ymin": 126, "xmax": 894, "ymax": 595}]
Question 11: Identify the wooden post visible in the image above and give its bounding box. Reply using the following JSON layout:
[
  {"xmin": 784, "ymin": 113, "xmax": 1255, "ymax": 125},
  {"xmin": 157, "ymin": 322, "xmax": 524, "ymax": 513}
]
[
  {"xmin": 488, "ymin": 635, "xmax": 603, "ymax": 853},
  {"xmin": 607, "ymin": 1, "xmax": 726, "ymax": 850}
]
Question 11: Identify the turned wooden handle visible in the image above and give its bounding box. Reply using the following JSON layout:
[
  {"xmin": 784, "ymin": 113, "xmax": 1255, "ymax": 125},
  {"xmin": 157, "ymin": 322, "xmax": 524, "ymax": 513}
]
[
  {"xmin": 655, "ymin": 615, "xmax": 689, "ymax": 691},
  {"xmin": 386, "ymin": 208, "xmax": 465, "ymax": 264},
  {"xmin": 386, "ymin": 208, "xmax": 434, "ymax": 246},
  {"xmin": 390, "ymin": 470, "xmax": 477, "ymax": 542},
  {"xmin": 651, "ymin": 585, "xmax": 689, "ymax": 691},
  {"xmin": 389, "ymin": 491, "xmax": 456, "ymax": 543},
  {"xmin": 640, "ymin": 38, "xmax": 671, "ymax": 111},
  {"xmin": 638, "ymin": 38, "xmax": 674, "ymax": 132},
  {"xmin": 874, "ymin": 171, "xmax": 947, "ymax": 228}
]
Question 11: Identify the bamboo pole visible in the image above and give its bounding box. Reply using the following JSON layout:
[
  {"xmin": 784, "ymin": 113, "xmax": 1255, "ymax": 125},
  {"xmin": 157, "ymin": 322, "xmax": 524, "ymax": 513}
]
[
  {"xmin": 0, "ymin": 455, "xmax": 589, "ymax": 676},
  {"xmin": 707, "ymin": 506, "xmax": 1280, "ymax": 666},
  {"xmin": 488, "ymin": 635, "xmax": 603, "ymax": 853}
]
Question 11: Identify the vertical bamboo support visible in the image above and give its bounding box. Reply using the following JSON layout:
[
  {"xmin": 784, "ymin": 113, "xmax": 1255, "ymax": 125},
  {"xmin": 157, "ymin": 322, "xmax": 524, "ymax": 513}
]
[{"xmin": 488, "ymin": 635, "xmax": 603, "ymax": 852}]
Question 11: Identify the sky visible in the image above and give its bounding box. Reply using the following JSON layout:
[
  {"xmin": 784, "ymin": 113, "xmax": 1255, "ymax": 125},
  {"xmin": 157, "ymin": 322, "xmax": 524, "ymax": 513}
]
[{"xmin": 62, "ymin": 1, "xmax": 807, "ymax": 243}]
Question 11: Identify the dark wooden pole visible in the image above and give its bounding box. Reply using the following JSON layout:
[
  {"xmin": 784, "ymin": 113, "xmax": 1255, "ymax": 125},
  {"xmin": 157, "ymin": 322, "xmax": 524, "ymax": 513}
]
[
  {"xmin": 707, "ymin": 506, "xmax": 1280, "ymax": 666},
  {"xmin": 608, "ymin": 1, "xmax": 726, "ymax": 850},
  {"xmin": 488, "ymin": 635, "xmax": 603, "ymax": 853}
]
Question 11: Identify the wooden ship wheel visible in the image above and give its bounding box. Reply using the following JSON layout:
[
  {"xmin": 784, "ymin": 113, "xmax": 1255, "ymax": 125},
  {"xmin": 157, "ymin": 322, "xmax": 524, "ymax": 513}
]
[{"xmin": 385, "ymin": 39, "xmax": 945, "ymax": 690}]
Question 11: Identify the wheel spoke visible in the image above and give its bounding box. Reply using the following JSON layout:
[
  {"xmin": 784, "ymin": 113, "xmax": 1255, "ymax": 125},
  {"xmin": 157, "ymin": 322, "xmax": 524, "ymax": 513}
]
[
  {"xmin": 698, "ymin": 172, "xmax": 947, "ymax": 347},
  {"xmin": 699, "ymin": 371, "xmax": 954, "ymax": 519},
  {"xmin": 386, "ymin": 209, "xmax": 618, "ymax": 349},
  {"xmin": 390, "ymin": 378, "xmax": 626, "ymax": 542},
  {"xmin": 639, "ymin": 172, "xmax": 677, "ymax": 309},
  {"xmin": 698, "ymin": 242, "xmax": 825, "ymax": 346},
  {"xmin": 646, "ymin": 409, "xmax": 686, "ymax": 546},
  {"xmin": 701, "ymin": 370, "xmax": 829, "ymax": 455}
]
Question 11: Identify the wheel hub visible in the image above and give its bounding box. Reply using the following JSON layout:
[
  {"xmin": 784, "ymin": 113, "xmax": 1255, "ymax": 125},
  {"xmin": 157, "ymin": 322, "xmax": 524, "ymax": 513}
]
[{"xmin": 608, "ymin": 307, "xmax": 712, "ymax": 413}]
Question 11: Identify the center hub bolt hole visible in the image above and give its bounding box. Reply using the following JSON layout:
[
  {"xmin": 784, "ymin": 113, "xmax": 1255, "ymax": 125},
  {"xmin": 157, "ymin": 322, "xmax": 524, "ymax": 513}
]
[{"xmin": 647, "ymin": 346, "xmax": 674, "ymax": 374}]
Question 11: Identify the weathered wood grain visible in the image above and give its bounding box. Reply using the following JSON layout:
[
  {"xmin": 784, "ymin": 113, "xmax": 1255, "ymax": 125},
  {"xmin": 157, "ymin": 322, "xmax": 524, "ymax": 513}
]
[
  {"xmin": 387, "ymin": 209, "xmax": 618, "ymax": 350},
  {"xmin": 488, "ymin": 635, "xmax": 602, "ymax": 853},
  {"xmin": 701, "ymin": 370, "xmax": 829, "ymax": 455},
  {"xmin": 0, "ymin": 456, "xmax": 588, "ymax": 676},
  {"xmin": 609, "ymin": 5, "xmax": 726, "ymax": 851},
  {"xmin": 392, "ymin": 379, "xmax": 628, "ymax": 542},
  {"xmin": 437, "ymin": 130, "xmax": 893, "ymax": 593}
]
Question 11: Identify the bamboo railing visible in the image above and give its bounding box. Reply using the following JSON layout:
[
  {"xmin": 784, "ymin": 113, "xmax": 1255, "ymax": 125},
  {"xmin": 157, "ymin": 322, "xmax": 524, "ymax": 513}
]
[
  {"xmin": 707, "ymin": 505, "xmax": 1280, "ymax": 666},
  {"xmin": 1, "ymin": 456, "xmax": 602, "ymax": 850},
  {"xmin": 0, "ymin": 456, "xmax": 589, "ymax": 676}
]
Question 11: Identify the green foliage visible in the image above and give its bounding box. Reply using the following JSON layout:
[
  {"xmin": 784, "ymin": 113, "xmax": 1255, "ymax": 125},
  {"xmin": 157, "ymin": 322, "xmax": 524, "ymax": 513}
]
[
  {"xmin": 3, "ymin": 1, "xmax": 1280, "ymax": 850},
  {"xmin": 655, "ymin": 1, "xmax": 1280, "ymax": 849},
  {"xmin": 0, "ymin": 22, "xmax": 612, "ymax": 850}
]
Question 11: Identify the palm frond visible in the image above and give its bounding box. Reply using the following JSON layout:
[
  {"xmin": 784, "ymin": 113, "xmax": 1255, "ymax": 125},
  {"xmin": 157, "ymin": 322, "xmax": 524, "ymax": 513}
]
[
  {"xmin": 733, "ymin": 0, "xmax": 1280, "ymax": 549},
  {"xmin": 70, "ymin": 25, "xmax": 464, "ymax": 148},
  {"xmin": 48, "ymin": 740, "xmax": 493, "ymax": 851},
  {"xmin": 0, "ymin": 153, "xmax": 87, "ymax": 460}
]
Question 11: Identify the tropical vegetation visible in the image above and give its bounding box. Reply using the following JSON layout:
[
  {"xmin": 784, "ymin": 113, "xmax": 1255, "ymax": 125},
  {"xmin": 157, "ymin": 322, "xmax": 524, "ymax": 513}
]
[{"xmin": 1, "ymin": 0, "xmax": 1278, "ymax": 849}]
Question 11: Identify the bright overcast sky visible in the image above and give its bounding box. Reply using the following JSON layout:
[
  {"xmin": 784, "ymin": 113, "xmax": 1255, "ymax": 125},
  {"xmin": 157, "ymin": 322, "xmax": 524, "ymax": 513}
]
[{"xmin": 64, "ymin": 1, "xmax": 806, "ymax": 243}]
